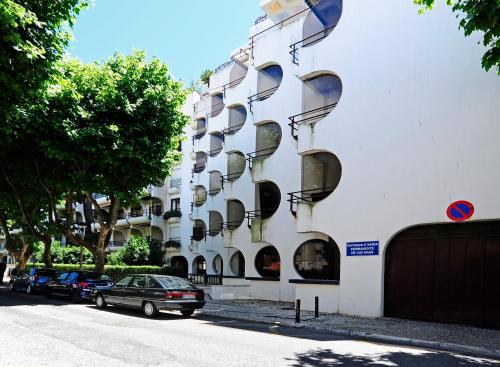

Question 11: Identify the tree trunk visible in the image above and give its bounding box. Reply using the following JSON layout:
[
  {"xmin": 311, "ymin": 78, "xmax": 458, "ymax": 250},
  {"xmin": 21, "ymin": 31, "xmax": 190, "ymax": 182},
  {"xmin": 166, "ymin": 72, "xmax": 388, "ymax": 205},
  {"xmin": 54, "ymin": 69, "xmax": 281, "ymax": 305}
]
[
  {"xmin": 17, "ymin": 244, "xmax": 31, "ymax": 271},
  {"xmin": 42, "ymin": 238, "xmax": 52, "ymax": 268},
  {"xmin": 94, "ymin": 245, "xmax": 106, "ymax": 273}
]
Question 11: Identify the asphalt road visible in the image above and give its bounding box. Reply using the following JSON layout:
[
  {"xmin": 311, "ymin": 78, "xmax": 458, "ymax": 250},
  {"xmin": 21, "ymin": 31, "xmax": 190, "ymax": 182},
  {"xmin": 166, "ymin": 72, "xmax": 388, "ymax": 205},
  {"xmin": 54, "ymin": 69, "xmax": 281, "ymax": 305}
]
[{"xmin": 0, "ymin": 287, "xmax": 498, "ymax": 367}]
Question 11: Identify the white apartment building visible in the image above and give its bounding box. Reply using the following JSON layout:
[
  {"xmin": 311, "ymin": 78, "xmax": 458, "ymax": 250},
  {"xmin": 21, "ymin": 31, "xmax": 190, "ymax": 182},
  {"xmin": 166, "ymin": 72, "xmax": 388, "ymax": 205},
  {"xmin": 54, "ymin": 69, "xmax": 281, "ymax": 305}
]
[{"xmin": 88, "ymin": 0, "xmax": 500, "ymax": 329}]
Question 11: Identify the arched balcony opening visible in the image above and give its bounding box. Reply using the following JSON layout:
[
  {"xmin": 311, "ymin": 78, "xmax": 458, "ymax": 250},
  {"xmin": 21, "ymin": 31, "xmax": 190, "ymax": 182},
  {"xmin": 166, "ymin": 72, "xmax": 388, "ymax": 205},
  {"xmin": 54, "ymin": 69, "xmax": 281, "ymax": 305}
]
[
  {"xmin": 75, "ymin": 211, "xmax": 84, "ymax": 225},
  {"xmin": 130, "ymin": 205, "xmax": 144, "ymax": 218},
  {"xmin": 194, "ymin": 185, "xmax": 207, "ymax": 207},
  {"xmin": 228, "ymin": 59, "xmax": 248, "ymax": 88},
  {"xmin": 290, "ymin": 0, "xmax": 343, "ymax": 64},
  {"xmin": 191, "ymin": 219, "xmax": 206, "ymax": 242},
  {"xmin": 222, "ymin": 152, "xmax": 246, "ymax": 184},
  {"xmin": 109, "ymin": 230, "xmax": 126, "ymax": 250},
  {"xmin": 247, "ymin": 181, "xmax": 281, "ymax": 226},
  {"xmin": 288, "ymin": 151, "xmax": 342, "ymax": 215},
  {"xmin": 193, "ymin": 152, "xmax": 207, "ymax": 174},
  {"xmin": 209, "ymin": 171, "xmax": 223, "ymax": 196},
  {"xmin": 293, "ymin": 237, "xmax": 340, "ymax": 280},
  {"xmin": 130, "ymin": 228, "xmax": 143, "ymax": 238},
  {"xmin": 248, "ymin": 64, "xmax": 283, "ymax": 112},
  {"xmin": 171, "ymin": 256, "xmax": 188, "ymax": 278},
  {"xmin": 230, "ymin": 251, "xmax": 245, "ymax": 277},
  {"xmin": 223, "ymin": 104, "xmax": 247, "ymax": 136},
  {"xmin": 212, "ymin": 254, "xmax": 224, "ymax": 275},
  {"xmin": 192, "ymin": 118, "xmax": 207, "ymax": 142},
  {"xmin": 247, "ymin": 121, "xmax": 282, "ymax": 169},
  {"xmin": 255, "ymin": 245, "xmax": 280, "ymax": 279},
  {"xmin": 222, "ymin": 199, "xmax": 245, "ymax": 231},
  {"xmin": 208, "ymin": 211, "xmax": 223, "ymax": 237},
  {"xmin": 210, "ymin": 93, "xmax": 225, "ymax": 118},
  {"xmin": 289, "ymin": 73, "xmax": 342, "ymax": 139},
  {"xmin": 208, "ymin": 132, "xmax": 224, "ymax": 157},
  {"xmin": 193, "ymin": 255, "xmax": 207, "ymax": 275},
  {"xmin": 151, "ymin": 226, "xmax": 164, "ymax": 242}
]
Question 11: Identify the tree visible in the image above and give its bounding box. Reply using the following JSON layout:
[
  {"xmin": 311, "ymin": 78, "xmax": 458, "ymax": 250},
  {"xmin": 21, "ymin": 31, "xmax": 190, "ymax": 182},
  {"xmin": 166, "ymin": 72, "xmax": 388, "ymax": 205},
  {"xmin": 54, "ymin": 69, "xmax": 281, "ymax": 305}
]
[
  {"xmin": 40, "ymin": 51, "xmax": 188, "ymax": 272},
  {"xmin": 200, "ymin": 69, "xmax": 213, "ymax": 86},
  {"xmin": 0, "ymin": 0, "xmax": 87, "ymax": 125},
  {"xmin": 414, "ymin": 0, "xmax": 499, "ymax": 73}
]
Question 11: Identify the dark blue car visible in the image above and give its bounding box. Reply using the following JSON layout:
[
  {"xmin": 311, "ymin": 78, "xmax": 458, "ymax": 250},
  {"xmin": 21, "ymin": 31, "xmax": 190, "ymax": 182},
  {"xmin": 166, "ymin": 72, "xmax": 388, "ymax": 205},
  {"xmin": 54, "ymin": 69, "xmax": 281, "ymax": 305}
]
[
  {"xmin": 45, "ymin": 271, "xmax": 112, "ymax": 302},
  {"xmin": 9, "ymin": 268, "xmax": 59, "ymax": 294}
]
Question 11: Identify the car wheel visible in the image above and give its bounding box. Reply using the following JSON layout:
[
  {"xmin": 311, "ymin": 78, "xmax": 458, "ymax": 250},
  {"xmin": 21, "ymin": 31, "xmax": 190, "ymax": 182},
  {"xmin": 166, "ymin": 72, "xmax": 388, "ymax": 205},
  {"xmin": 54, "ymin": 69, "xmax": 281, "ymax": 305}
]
[
  {"xmin": 180, "ymin": 309, "xmax": 195, "ymax": 317},
  {"xmin": 143, "ymin": 301, "xmax": 158, "ymax": 318},
  {"xmin": 95, "ymin": 294, "xmax": 107, "ymax": 309},
  {"xmin": 26, "ymin": 284, "xmax": 32, "ymax": 295},
  {"xmin": 71, "ymin": 291, "xmax": 81, "ymax": 303},
  {"xmin": 9, "ymin": 282, "xmax": 14, "ymax": 292}
]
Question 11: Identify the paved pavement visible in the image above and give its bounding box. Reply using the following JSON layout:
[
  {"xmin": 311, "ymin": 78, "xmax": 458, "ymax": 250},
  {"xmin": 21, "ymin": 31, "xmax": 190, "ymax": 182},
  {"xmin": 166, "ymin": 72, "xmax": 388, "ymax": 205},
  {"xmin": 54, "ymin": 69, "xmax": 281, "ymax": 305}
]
[{"xmin": 0, "ymin": 287, "xmax": 498, "ymax": 367}]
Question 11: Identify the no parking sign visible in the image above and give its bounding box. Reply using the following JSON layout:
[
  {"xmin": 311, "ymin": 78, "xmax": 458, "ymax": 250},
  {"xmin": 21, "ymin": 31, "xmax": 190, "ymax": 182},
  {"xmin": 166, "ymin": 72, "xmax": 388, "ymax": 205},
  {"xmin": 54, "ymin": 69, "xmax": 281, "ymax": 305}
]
[{"xmin": 447, "ymin": 200, "xmax": 474, "ymax": 222}]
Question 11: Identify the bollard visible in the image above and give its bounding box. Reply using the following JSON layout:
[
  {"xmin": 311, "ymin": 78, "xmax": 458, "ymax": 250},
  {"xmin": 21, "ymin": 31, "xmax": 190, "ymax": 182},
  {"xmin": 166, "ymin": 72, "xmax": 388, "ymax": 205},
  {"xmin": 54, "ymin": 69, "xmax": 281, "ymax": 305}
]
[
  {"xmin": 315, "ymin": 296, "xmax": 319, "ymax": 318},
  {"xmin": 295, "ymin": 299, "xmax": 301, "ymax": 323}
]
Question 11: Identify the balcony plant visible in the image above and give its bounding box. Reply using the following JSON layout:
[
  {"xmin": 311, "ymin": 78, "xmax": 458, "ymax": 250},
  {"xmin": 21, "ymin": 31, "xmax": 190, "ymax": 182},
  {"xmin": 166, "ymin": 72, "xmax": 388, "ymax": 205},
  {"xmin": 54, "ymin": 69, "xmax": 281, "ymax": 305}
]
[{"xmin": 163, "ymin": 210, "xmax": 182, "ymax": 221}]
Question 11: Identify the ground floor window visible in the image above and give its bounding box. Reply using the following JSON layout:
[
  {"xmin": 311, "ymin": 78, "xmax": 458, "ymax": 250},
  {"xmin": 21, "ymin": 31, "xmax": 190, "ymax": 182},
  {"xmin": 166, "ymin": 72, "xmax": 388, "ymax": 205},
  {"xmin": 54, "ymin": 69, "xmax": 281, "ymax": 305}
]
[
  {"xmin": 255, "ymin": 246, "xmax": 280, "ymax": 278},
  {"xmin": 294, "ymin": 238, "xmax": 340, "ymax": 280}
]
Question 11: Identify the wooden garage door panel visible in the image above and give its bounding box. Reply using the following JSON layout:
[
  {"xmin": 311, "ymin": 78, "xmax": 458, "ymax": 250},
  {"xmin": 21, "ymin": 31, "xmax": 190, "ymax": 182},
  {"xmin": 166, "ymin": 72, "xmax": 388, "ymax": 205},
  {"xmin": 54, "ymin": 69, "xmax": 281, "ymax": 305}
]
[{"xmin": 484, "ymin": 238, "xmax": 500, "ymax": 328}]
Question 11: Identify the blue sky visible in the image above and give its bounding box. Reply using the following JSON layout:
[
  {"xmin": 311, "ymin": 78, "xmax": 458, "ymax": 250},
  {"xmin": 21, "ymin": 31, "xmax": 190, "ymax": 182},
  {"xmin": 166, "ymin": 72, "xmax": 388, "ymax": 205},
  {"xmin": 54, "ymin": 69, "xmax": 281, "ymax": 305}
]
[{"xmin": 69, "ymin": 0, "xmax": 262, "ymax": 84}]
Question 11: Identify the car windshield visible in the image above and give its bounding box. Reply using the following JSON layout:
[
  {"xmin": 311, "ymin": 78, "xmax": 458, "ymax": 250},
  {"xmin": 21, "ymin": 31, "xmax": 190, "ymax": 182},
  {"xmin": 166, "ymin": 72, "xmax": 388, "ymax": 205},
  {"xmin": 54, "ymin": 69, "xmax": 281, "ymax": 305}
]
[
  {"xmin": 83, "ymin": 272, "xmax": 111, "ymax": 281},
  {"xmin": 155, "ymin": 276, "xmax": 195, "ymax": 290}
]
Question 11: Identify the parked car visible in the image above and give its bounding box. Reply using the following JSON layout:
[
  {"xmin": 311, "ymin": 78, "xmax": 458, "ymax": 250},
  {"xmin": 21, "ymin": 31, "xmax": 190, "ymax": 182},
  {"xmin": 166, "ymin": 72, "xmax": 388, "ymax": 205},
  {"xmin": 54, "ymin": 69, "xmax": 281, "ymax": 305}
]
[
  {"xmin": 91, "ymin": 274, "xmax": 205, "ymax": 318},
  {"xmin": 9, "ymin": 268, "xmax": 59, "ymax": 294},
  {"xmin": 45, "ymin": 271, "xmax": 112, "ymax": 302}
]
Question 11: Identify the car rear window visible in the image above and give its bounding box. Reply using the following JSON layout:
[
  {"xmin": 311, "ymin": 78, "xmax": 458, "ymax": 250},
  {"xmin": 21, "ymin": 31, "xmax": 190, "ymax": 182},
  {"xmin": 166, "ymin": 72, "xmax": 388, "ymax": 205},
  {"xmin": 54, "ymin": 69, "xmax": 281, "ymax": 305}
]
[
  {"xmin": 83, "ymin": 272, "xmax": 111, "ymax": 282},
  {"xmin": 155, "ymin": 276, "xmax": 195, "ymax": 290}
]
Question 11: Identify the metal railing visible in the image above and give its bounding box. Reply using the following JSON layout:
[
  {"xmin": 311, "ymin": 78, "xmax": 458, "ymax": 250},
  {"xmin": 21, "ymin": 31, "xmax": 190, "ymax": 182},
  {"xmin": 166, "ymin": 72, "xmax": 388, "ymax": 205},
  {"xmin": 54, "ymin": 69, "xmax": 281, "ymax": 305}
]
[
  {"xmin": 205, "ymin": 229, "xmax": 221, "ymax": 237},
  {"xmin": 214, "ymin": 59, "xmax": 235, "ymax": 73},
  {"xmin": 219, "ymin": 221, "xmax": 243, "ymax": 232},
  {"xmin": 208, "ymin": 188, "xmax": 222, "ymax": 196},
  {"xmin": 220, "ymin": 171, "xmax": 244, "ymax": 188},
  {"xmin": 222, "ymin": 123, "xmax": 245, "ymax": 138},
  {"xmin": 245, "ymin": 209, "xmax": 278, "ymax": 228},
  {"xmin": 287, "ymin": 186, "xmax": 336, "ymax": 215},
  {"xmin": 192, "ymin": 163, "xmax": 206, "ymax": 174},
  {"xmin": 289, "ymin": 24, "xmax": 337, "ymax": 64},
  {"xmin": 164, "ymin": 238, "xmax": 181, "ymax": 249},
  {"xmin": 288, "ymin": 103, "xmax": 338, "ymax": 140},
  {"xmin": 254, "ymin": 14, "xmax": 268, "ymax": 25},
  {"xmin": 246, "ymin": 147, "xmax": 278, "ymax": 169},
  {"xmin": 249, "ymin": 7, "xmax": 310, "ymax": 59},
  {"xmin": 149, "ymin": 205, "xmax": 163, "ymax": 216},
  {"xmin": 207, "ymin": 147, "xmax": 223, "ymax": 157},
  {"xmin": 108, "ymin": 240, "xmax": 125, "ymax": 249},
  {"xmin": 169, "ymin": 177, "xmax": 182, "ymax": 188},
  {"xmin": 192, "ymin": 130, "xmax": 207, "ymax": 142},
  {"xmin": 210, "ymin": 100, "xmax": 225, "ymax": 118},
  {"xmin": 248, "ymin": 86, "xmax": 279, "ymax": 112},
  {"xmin": 188, "ymin": 273, "xmax": 223, "ymax": 286}
]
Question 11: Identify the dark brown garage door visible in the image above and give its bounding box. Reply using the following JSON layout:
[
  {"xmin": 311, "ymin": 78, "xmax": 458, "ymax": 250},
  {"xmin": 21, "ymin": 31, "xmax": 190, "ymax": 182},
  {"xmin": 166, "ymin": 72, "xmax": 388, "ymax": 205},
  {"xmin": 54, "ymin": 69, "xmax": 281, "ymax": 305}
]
[{"xmin": 385, "ymin": 221, "xmax": 500, "ymax": 328}]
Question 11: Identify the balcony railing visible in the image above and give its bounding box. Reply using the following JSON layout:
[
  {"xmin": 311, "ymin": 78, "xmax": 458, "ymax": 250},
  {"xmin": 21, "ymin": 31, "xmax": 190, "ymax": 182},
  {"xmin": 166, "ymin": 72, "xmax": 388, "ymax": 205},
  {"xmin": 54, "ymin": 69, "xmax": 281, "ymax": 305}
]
[
  {"xmin": 288, "ymin": 103, "xmax": 337, "ymax": 140},
  {"xmin": 116, "ymin": 207, "xmax": 163, "ymax": 220},
  {"xmin": 192, "ymin": 130, "xmax": 207, "ymax": 142},
  {"xmin": 207, "ymin": 147, "xmax": 223, "ymax": 157},
  {"xmin": 246, "ymin": 147, "xmax": 278, "ymax": 169},
  {"xmin": 289, "ymin": 24, "xmax": 337, "ymax": 64},
  {"xmin": 192, "ymin": 163, "xmax": 206, "ymax": 174},
  {"xmin": 108, "ymin": 240, "xmax": 126, "ymax": 249},
  {"xmin": 220, "ymin": 171, "xmax": 244, "ymax": 188},
  {"xmin": 221, "ymin": 123, "xmax": 245, "ymax": 138},
  {"xmin": 287, "ymin": 186, "xmax": 336, "ymax": 216},
  {"xmin": 169, "ymin": 177, "xmax": 182, "ymax": 188},
  {"xmin": 245, "ymin": 208, "xmax": 279, "ymax": 228},
  {"xmin": 254, "ymin": 14, "xmax": 267, "ymax": 25},
  {"xmin": 208, "ymin": 188, "xmax": 222, "ymax": 196},
  {"xmin": 219, "ymin": 221, "xmax": 243, "ymax": 232},
  {"xmin": 205, "ymin": 229, "xmax": 221, "ymax": 237},
  {"xmin": 248, "ymin": 86, "xmax": 279, "ymax": 112},
  {"xmin": 164, "ymin": 238, "xmax": 181, "ymax": 249},
  {"xmin": 188, "ymin": 273, "xmax": 223, "ymax": 285},
  {"xmin": 149, "ymin": 205, "xmax": 163, "ymax": 216},
  {"xmin": 210, "ymin": 101, "xmax": 225, "ymax": 118}
]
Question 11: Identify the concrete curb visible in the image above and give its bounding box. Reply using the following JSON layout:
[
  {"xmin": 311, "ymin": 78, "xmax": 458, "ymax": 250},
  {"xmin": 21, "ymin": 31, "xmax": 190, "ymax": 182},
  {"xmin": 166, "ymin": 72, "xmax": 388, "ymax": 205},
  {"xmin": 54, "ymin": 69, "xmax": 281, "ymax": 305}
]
[{"xmin": 200, "ymin": 310, "xmax": 500, "ymax": 360}]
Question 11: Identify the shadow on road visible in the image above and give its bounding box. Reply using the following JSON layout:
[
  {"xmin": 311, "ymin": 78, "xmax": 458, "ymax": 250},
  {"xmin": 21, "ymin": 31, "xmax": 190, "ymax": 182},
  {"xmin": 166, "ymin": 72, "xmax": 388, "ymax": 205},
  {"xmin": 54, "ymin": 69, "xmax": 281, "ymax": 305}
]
[
  {"xmin": 0, "ymin": 286, "xmax": 71, "ymax": 307},
  {"xmin": 286, "ymin": 348, "xmax": 499, "ymax": 367}
]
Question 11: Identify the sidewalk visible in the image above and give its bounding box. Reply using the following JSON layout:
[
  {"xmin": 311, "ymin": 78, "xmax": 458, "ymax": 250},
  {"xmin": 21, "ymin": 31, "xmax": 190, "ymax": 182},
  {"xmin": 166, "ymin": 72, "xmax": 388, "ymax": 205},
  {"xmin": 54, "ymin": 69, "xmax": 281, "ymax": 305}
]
[{"xmin": 201, "ymin": 299, "xmax": 500, "ymax": 359}]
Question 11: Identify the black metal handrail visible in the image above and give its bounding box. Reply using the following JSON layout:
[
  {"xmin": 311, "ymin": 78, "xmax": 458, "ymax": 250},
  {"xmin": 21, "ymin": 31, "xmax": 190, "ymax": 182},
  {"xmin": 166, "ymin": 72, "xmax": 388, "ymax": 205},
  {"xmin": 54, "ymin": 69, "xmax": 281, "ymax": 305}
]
[
  {"xmin": 254, "ymin": 14, "xmax": 267, "ymax": 25},
  {"xmin": 219, "ymin": 221, "xmax": 243, "ymax": 232},
  {"xmin": 149, "ymin": 205, "xmax": 163, "ymax": 216},
  {"xmin": 246, "ymin": 146, "xmax": 278, "ymax": 169},
  {"xmin": 249, "ymin": 7, "xmax": 310, "ymax": 59},
  {"xmin": 220, "ymin": 171, "xmax": 244, "ymax": 188},
  {"xmin": 288, "ymin": 103, "xmax": 338, "ymax": 140},
  {"xmin": 289, "ymin": 24, "xmax": 337, "ymax": 64},
  {"xmin": 192, "ymin": 163, "xmax": 206, "ymax": 174},
  {"xmin": 192, "ymin": 130, "xmax": 207, "ymax": 142},
  {"xmin": 222, "ymin": 122, "xmax": 245, "ymax": 138},
  {"xmin": 214, "ymin": 59, "xmax": 235, "ymax": 73},
  {"xmin": 245, "ymin": 208, "xmax": 278, "ymax": 228},
  {"xmin": 188, "ymin": 273, "xmax": 223, "ymax": 286},
  {"xmin": 248, "ymin": 86, "xmax": 279, "ymax": 112},
  {"xmin": 207, "ymin": 147, "xmax": 223, "ymax": 157},
  {"xmin": 287, "ymin": 186, "xmax": 336, "ymax": 215},
  {"xmin": 164, "ymin": 238, "xmax": 181, "ymax": 249},
  {"xmin": 208, "ymin": 188, "xmax": 222, "ymax": 196},
  {"xmin": 210, "ymin": 100, "xmax": 225, "ymax": 118}
]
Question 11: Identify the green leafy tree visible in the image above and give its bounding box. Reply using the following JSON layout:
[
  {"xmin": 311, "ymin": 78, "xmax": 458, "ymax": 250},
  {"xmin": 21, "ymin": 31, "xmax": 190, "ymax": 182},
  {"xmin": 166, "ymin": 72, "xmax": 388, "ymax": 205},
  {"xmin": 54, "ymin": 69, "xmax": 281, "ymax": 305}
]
[
  {"xmin": 40, "ymin": 51, "xmax": 188, "ymax": 272},
  {"xmin": 200, "ymin": 69, "xmax": 213, "ymax": 86},
  {"xmin": 147, "ymin": 237, "xmax": 165, "ymax": 266},
  {"xmin": 119, "ymin": 236, "xmax": 150, "ymax": 266},
  {"xmin": 414, "ymin": 0, "xmax": 499, "ymax": 73}
]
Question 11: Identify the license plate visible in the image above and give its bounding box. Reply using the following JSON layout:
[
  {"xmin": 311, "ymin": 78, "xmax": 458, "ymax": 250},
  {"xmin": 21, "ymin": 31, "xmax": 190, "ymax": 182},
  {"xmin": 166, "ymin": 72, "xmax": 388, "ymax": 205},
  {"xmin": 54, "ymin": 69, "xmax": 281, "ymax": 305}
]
[{"xmin": 182, "ymin": 294, "xmax": 196, "ymax": 300}]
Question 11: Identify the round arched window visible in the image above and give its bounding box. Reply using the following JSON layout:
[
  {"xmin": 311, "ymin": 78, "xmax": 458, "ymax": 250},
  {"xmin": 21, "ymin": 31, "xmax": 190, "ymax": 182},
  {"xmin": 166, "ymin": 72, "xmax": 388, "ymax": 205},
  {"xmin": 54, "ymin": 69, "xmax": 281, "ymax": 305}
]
[
  {"xmin": 255, "ymin": 246, "xmax": 280, "ymax": 278},
  {"xmin": 294, "ymin": 239, "xmax": 340, "ymax": 280}
]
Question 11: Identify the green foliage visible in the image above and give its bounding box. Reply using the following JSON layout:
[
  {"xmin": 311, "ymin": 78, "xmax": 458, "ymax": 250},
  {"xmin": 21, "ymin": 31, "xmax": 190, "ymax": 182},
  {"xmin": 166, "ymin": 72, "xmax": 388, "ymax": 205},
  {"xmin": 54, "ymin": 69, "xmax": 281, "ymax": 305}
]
[
  {"xmin": 34, "ymin": 241, "xmax": 93, "ymax": 264},
  {"xmin": 29, "ymin": 263, "xmax": 173, "ymax": 281},
  {"xmin": 163, "ymin": 209, "xmax": 182, "ymax": 220},
  {"xmin": 200, "ymin": 69, "xmax": 213, "ymax": 85},
  {"xmin": 107, "ymin": 236, "xmax": 165, "ymax": 266},
  {"xmin": 414, "ymin": 0, "xmax": 499, "ymax": 73},
  {"xmin": 148, "ymin": 237, "xmax": 165, "ymax": 267}
]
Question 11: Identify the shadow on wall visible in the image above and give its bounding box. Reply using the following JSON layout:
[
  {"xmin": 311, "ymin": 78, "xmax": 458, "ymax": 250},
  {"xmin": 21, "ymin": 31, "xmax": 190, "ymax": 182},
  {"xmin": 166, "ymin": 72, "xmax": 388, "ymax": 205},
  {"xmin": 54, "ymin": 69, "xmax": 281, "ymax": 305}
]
[{"xmin": 286, "ymin": 348, "xmax": 498, "ymax": 367}]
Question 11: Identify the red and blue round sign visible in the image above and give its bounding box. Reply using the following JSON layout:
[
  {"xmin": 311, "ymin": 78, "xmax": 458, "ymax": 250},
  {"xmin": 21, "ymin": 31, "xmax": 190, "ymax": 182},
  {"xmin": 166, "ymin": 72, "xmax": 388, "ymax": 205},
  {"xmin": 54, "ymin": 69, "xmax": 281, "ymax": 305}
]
[{"xmin": 447, "ymin": 200, "xmax": 474, "ymax": 222}]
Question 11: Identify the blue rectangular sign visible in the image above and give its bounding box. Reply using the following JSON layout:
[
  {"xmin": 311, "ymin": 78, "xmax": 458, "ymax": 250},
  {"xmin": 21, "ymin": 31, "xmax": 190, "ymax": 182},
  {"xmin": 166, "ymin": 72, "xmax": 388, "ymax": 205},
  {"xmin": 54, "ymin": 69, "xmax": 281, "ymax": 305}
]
[{"xmin": 346, "ymin": 241, "xmax": 379, "ymax": 256}]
